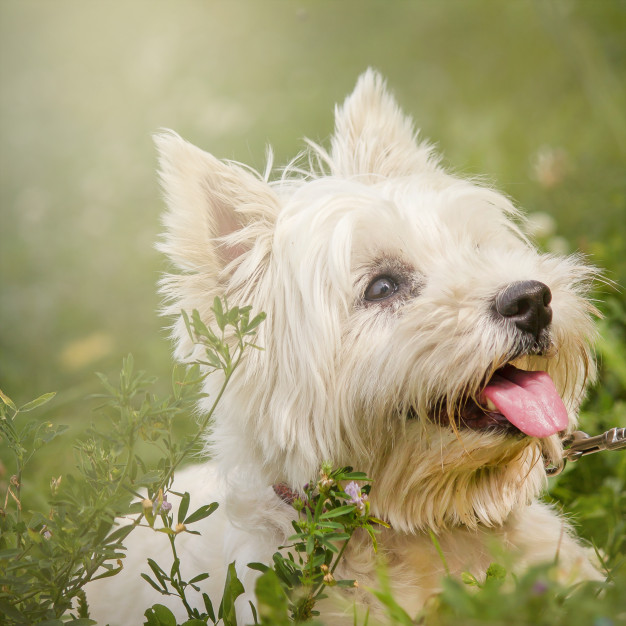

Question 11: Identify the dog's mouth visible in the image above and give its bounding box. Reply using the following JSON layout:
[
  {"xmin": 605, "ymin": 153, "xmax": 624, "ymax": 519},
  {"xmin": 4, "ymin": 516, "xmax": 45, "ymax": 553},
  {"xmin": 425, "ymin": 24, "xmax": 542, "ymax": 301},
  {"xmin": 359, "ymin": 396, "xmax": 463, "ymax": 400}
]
[{"xmin": 431, "ymin": 364, "xmax": 569, "ymax": 438}]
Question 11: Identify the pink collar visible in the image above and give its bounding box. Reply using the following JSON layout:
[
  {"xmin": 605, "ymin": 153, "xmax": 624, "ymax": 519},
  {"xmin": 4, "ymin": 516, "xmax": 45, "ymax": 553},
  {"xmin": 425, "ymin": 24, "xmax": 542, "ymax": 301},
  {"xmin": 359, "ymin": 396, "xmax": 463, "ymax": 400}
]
[{"xmin": 273, "ymin": 483, "xmax": 301, "ymax": 505}]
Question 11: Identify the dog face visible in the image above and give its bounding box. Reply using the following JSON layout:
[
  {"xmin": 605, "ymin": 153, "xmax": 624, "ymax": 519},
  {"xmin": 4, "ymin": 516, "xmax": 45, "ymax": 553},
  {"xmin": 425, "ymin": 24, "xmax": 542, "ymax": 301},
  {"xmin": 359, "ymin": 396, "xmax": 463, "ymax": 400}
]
[{"xmin": 157, "ymin": 70, "xmax": 597, "ymax": 532}]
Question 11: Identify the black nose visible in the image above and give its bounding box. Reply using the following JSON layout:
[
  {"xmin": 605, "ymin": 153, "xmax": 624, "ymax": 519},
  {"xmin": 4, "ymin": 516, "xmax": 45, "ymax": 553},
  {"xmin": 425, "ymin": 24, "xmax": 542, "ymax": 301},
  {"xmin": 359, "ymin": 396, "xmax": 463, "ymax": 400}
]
[{"xmin": 495, "ymin": 280, "xmax": 553, "ymax": 338}]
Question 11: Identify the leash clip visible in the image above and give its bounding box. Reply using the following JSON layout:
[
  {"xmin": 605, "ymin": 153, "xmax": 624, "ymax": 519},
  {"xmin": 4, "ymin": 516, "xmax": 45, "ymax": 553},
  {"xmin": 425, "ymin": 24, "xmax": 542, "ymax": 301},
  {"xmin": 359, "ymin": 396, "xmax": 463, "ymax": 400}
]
[
  {"xmin": 563, "ymin": 427, "xmax": 626, "ymax": 461},
  {"xmin": 545, "ymin": 427, "xmax": 626, "ymax": 477}
]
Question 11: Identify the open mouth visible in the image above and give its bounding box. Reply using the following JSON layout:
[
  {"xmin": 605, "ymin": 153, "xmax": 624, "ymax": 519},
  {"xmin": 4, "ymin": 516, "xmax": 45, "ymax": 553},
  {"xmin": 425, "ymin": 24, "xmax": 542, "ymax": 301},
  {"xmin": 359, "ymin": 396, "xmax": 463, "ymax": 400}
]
[{"xmin": 435, "ymin": 364, "xmax": 569, "ymax": 438}]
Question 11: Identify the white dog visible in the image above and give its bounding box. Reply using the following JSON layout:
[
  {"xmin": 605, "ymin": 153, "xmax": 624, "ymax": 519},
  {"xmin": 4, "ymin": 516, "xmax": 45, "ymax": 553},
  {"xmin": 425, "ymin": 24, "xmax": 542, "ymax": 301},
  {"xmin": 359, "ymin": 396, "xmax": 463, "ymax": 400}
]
[{"xmin": 89, "ymin": 70, "xmax": 601, "ymax": 624}]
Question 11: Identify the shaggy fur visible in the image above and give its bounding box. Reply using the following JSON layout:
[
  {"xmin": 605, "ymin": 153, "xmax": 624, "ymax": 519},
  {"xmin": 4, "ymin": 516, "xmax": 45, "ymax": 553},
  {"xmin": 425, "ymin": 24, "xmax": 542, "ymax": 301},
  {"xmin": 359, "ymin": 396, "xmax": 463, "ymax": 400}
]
[{"xmin": 89, "ymin": 70, "xmax": 602, "ymax": 624}]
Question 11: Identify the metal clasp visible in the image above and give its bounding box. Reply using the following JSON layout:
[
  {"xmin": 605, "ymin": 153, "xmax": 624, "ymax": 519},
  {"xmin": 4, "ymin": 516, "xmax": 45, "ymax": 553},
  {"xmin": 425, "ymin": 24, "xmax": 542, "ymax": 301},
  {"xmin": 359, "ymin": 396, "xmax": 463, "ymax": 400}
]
[
  {"xmin": 545, "ymin": 427, "xmax": 626, "ymax": 476},
  {"xmin": 563, "ymin": 427, "xmax": 626, "ymax": 460}
]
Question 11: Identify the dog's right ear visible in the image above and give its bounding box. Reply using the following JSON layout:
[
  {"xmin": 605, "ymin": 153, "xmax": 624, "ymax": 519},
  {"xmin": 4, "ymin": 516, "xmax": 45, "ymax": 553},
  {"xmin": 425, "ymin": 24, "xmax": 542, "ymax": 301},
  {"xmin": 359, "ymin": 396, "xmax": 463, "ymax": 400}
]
[
  {"xmin": 331, "ymin": 69, "xmax": 442, "ymax": 181},
  {"xmin": 154, "ymin": 131, "xmax": 279, "ymax": 276}
]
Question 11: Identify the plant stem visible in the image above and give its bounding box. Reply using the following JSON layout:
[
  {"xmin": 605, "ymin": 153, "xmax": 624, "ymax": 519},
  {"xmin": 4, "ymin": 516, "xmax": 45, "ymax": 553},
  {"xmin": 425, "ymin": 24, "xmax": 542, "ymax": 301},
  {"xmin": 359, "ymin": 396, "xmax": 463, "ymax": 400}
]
[
  {"xmin": 330, "ymin": 534, "xmax": 352, "ymax": 576},
  {"xmin": 155, "ymin": 343, "xmax": 245, "ymax": 495},
  {"xmin": 168, "ymin": 534, "xmax": 196, "ymax": 617}
]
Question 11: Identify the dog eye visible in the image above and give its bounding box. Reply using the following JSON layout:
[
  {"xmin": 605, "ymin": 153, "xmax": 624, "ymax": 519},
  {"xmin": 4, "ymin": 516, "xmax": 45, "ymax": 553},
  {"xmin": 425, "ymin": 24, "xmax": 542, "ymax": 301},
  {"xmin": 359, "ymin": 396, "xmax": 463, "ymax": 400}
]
[{"xmin": 364, "ymin": 276, "xmax": 399, "ymax": 301}]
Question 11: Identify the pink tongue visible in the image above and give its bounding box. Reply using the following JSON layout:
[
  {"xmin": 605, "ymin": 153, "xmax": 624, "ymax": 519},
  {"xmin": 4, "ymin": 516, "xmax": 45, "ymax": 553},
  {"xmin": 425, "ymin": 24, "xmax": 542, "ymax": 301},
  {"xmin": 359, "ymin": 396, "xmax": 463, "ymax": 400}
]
[{"xmin": 482, "ymin": 366, "xmax": 569, "ymax": 437}]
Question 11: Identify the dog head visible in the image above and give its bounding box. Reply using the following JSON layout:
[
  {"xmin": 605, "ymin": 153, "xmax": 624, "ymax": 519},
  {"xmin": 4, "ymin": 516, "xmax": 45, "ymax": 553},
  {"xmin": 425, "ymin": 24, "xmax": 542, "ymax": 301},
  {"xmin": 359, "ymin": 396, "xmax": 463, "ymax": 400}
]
[{"xmin": 157, "ymin": 70, "xmax": 597, "ymax": 532}]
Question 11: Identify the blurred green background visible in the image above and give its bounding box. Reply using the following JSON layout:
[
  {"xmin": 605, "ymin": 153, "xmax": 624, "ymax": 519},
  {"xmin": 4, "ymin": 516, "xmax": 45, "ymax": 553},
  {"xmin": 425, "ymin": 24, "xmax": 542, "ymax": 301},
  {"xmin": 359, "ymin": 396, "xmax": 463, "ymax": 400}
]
[{"xmin": 1, "ymin": 2, "xmax": 625, "ymax": 491}]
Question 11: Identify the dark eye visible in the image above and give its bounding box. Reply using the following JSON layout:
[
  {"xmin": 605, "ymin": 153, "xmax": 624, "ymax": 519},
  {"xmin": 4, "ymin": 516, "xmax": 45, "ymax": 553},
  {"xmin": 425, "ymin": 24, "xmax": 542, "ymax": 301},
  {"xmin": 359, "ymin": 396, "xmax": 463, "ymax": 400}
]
[{"xmin": 364, "ymin": 276, "xmax": 399, "ymax": 301}]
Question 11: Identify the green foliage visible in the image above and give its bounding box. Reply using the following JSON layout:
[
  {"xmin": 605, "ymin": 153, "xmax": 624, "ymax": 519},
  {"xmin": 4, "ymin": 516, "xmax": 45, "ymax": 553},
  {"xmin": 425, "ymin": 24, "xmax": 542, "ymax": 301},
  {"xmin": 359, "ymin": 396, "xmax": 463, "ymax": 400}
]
[
  {"xmin": 0, "ymin": 299, "xmax": 264, "ymax": 625},
  {"xmin": 141, "ymin": 463, "xmax": 387, "ymax": 625},
  {"xmin": 135, "ymin": 300, "xmax": 267, "ymax": 625},
  {"xmin": 0, "ymin": 353, "xmax": 204, "ymax": 624},
  {"xmin": 250, "ymin": 464, "xmax": 388, "ymax": 623},
  {"xmin": 253, "ymin": 569, "xmax": 291, "ymax": 626},
  {"xmin": 418, "ymin": 562, "xmax": 626, "ymax": 626}
]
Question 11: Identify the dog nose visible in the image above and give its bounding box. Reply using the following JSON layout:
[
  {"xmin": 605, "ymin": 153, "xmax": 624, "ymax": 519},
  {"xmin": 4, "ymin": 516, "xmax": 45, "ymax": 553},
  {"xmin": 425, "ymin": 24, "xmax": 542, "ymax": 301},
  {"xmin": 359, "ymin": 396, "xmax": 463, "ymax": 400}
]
[{"xmin": 495, "ymin": 280, "xmax": 553, "ymax": 338}]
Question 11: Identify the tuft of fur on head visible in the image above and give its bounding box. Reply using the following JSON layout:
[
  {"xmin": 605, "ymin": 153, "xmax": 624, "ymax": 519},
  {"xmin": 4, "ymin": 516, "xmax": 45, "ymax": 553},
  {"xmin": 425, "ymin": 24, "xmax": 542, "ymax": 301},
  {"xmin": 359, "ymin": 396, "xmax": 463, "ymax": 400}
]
[{"xmin": 156, "ymin": 69, "xmax": 598, "ymax": 533}]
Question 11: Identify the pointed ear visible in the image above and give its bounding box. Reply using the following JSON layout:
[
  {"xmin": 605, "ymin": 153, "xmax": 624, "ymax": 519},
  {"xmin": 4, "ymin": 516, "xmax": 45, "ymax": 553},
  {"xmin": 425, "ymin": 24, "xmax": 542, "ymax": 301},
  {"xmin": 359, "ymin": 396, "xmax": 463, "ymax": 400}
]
[
  {"xmin": 331, "ymin": 69, "xmax": 441, "ymax": 180},
  {"xmin": 154, "ymin": 131, "xmax": 279, "ymax": 275}
]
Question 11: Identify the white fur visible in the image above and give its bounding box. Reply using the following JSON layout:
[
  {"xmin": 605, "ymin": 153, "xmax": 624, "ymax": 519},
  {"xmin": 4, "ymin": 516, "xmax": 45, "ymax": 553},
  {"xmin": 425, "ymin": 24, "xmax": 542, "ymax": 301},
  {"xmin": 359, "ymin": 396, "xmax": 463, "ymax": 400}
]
[{"xmin": 89, "ymin": 70, "xmax": 601, "ymax": 624}]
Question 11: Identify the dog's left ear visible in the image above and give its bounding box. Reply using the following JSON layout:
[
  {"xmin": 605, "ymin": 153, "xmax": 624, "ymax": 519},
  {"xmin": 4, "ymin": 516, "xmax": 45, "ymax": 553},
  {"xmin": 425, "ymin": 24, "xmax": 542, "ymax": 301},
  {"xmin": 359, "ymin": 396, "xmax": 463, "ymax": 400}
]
[
  {"xmin": 331, "ymin": 69, "xmax": 441, "ymax": 180},
  {"xmin": 155, "ymin": 131, "xmax": 279, "ymax": 276}
]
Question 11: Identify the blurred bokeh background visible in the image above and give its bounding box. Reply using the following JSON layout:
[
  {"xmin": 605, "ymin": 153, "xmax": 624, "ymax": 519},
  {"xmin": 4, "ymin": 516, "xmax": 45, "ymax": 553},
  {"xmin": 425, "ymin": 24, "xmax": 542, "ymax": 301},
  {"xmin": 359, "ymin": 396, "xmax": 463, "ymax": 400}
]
[{"xmin": 1, "ymin": 1, "xmax": 625, "ymax": 489}]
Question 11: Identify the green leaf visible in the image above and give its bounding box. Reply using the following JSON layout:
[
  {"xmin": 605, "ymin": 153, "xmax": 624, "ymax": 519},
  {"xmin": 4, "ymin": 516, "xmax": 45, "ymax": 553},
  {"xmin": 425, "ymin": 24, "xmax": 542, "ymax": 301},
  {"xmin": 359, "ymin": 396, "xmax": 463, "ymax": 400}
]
[
  {"xmin": 219, "ymin": 561, "xmax": 244, "ymax": 626},
  {"xmin": 147, "ymin": 558, "xmax": 170, "ymax": 590},
  {"xmin": 199, "ymin": 353, "xmax": 221, "ymax": 369},
  {"xmin": 242, "ymin": 312, "xmax": 266, "ymax": 335},
  {"xmin": 316, "ymin": 521, "xmax": 344, "ymax": 530},
  {"xmin": 141, "ymin": 573, "xmax": 165, "ymax": 594},
  {"xmin": 368, "ymin": 516, "xmax": 390, "ymax": 528},
  {"xmin": 94, "ymin": 371, "xmax": 118, "ymax": 396},
  {"xmin": 365, "ymin": 524, "xmax": 379, "ymax": 553},
  {"xmin": 191, "ymin": 310, "xmax": 212, "ymax": 341},
  {"xmin": 188, "ymin": 572, "xmax": 210, "ymax": 585},
  {"xmin": 428, "ymin": 529, "xmax": 450, "ymax": 575},
  {"xmin": 127, "ymin": 500, "xmax": 145, "ymax": 515},
  {"xmin": 249, "ymin": 601, "xmax": 259, "ymax": 626},
  {"xmin": 461, "ymin": 571, "xmax": 480, "ymax": 587},
  {"xmin": 40, "ymin": 423, "xmax": 69, "ymax": 444},
  {"xmin": 306, "ymin": 534, "xmax": 316, "ymax": 555},
  {"xmin": 184, "ymin": 502, "xmax": 218, "ymax": 525},
  {"xmin": 254, "ymin": 569, "xmax": 290, "ymax": 625},
  {"xmin": 318, "ymin": 540, "xmax": 340, "ymax": 554},
  {"xmin": 0, "ymin": 601, "xmax": 25, "ymax": 622},
  {"xmin": 0, "ymin": 549, "xmax": 21, "ymax": 559},
  {"xmin": 368, "ymin": 564, "xmax": 414, "ymax": 626},
  {"xmin": 91, "ymin": 562, "xmax": 124, "ymax": 581},
  {"xmin": 137, "ymin": 471, "xmax": 162, "ymax": 486},
  {"xmin": 203, "ymin": 592, "xmax": 216, "ymax": 623},
  {"xmin": 19, "ymin": 391, "xmax": 56, "ymax": 412},
  {"xmin": 181, "ymin": 309, "xmax": 194, "ymax": 342},
  {"xmin": 178, "ymin": 492, "xmax": 191, "ymax": 525},
  {"xmin": 340, "ymin": 471, "xmax": 370, "ymax": 480},
  {"xmin": 144, "ymin": 604, "xmax": 177, "ymax": 626},
  {"xmin": 247, "ymin": 562, "xmax": 270, "ymax": 573},
  {"xmin": 212, "ymin": 297, "xmax": 226, "ymax": 330},
  {"xmin": 0, "ymin": 389, "xmax": 16, "ymax": 411},
  {"xmin": 227, "ymin": 306, "xmax": 240, "ymax": 326},
  {"xmin": 319, "ymin": 505, "xmax": 356, "ymax": 519},
  {"xmin": 170, "ymin": 557, "xmax": 181, "ymax": 580},
  {"xmin": 485, "ymin": 562, "xmax": 507, "ymax": 583},
  {"xmin": 105, "ymin": 523, "xmax": 135, "ymax": 544}
]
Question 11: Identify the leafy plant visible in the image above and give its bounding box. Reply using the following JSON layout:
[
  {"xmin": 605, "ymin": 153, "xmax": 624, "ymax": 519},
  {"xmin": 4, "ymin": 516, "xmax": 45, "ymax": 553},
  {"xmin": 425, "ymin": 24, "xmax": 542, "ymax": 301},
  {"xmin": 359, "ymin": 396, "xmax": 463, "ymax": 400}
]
[
  {"xmin": 0, "ymin": 298, "xmax": 265, "ymax": 625},
  {"xmin": 250, "ymin": 463, "xmax": 389, "ymax": 624},
  {"xmin": 418, "ymin": 561, "xmax": 625, "ymax": 626},
  {"xmin": 141, "ymin": 462, "xmax": 388, "ymax": 626}
]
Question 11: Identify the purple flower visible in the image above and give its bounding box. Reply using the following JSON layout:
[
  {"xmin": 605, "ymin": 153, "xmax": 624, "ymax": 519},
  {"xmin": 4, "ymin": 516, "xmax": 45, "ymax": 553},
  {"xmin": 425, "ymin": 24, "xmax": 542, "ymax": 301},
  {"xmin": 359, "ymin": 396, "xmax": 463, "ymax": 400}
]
[
  {"xmin": 153, "ymin": 494, "xmax": 172, "ymax": 516},
  {"xmin": 344, "ymin": 481, "xmax": 368, "ymax": 513}
]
